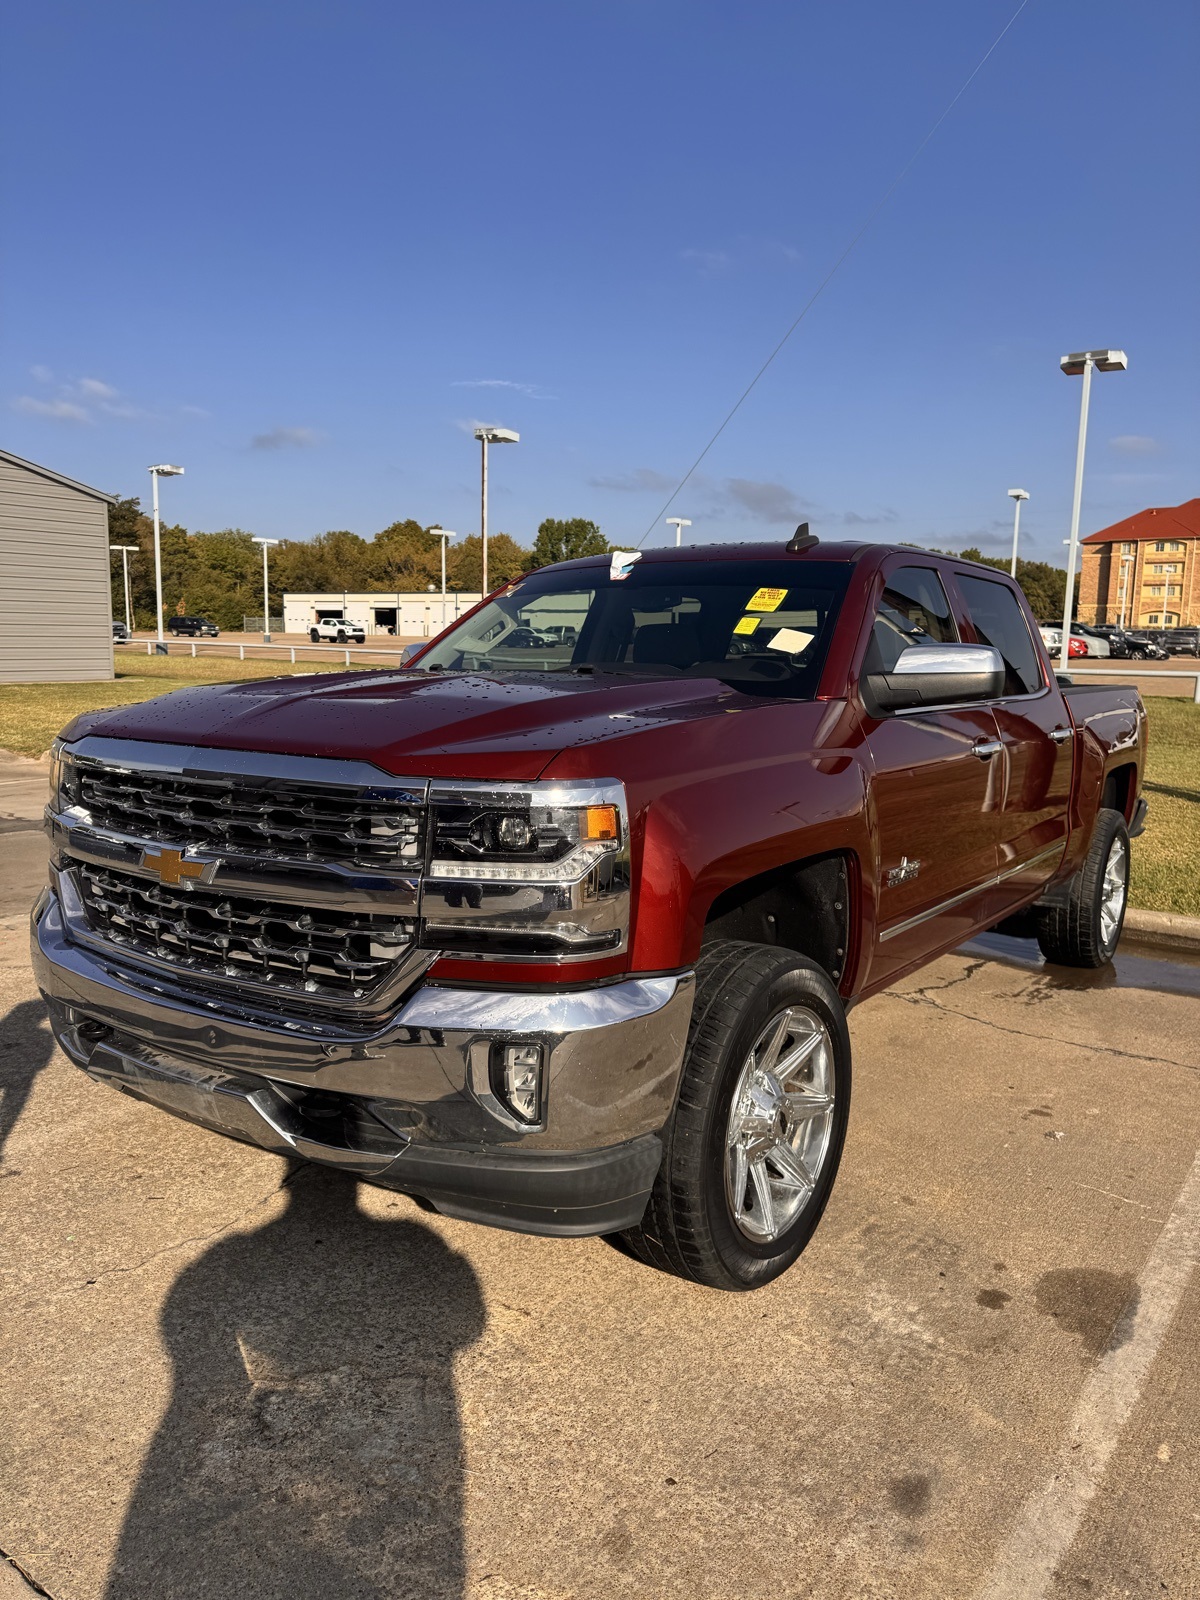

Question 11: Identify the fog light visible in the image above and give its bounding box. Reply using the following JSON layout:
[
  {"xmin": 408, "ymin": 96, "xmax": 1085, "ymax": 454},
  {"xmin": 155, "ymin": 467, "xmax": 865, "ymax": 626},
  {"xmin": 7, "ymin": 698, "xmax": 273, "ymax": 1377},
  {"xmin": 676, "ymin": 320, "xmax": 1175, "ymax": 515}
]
[{"xmin": 496, "ymin": 1042, "xmax": 543, "ymax": 1124}]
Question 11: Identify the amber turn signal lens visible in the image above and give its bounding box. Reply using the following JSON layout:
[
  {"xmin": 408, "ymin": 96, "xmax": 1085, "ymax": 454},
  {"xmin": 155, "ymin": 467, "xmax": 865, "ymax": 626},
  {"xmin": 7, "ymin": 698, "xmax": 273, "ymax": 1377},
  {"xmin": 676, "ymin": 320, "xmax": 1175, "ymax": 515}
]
[{"xmin": 581, "ymin": 804, "xmax": 620, "ymax": 842}]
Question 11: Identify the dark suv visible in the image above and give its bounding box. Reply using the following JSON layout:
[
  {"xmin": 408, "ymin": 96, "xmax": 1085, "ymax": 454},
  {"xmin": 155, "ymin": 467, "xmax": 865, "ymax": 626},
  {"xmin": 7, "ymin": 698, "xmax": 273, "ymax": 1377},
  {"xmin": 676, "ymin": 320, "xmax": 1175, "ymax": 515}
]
[
  {"xmin": 167, "ymin": 616, "xmax": 220, "ymax": 638},
  {"xmin": 1164, "ymin": 627, "xmax": 1200, "ymax": 657}
]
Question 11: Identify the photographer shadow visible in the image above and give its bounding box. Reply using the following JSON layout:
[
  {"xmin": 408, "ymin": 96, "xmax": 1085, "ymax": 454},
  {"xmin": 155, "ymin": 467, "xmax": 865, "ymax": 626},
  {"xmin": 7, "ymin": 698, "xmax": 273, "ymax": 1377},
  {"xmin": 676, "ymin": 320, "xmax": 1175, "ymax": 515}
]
[
  {"xmin": 0, "ymin": 998, "xmax": 56, "ymax": 1170},
  {"xmin": 104, "ymin": 1165, "xmax": 486, "ymax": 1600}
]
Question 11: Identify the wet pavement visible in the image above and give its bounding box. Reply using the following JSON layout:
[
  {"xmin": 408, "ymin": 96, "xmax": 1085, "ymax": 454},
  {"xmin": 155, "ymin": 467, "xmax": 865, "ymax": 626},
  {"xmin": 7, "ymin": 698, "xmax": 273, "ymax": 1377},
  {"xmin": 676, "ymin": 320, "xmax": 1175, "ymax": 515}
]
[{"xmin": 2, "ymin": 829, "xmax": 1198, "ymax": 1600}]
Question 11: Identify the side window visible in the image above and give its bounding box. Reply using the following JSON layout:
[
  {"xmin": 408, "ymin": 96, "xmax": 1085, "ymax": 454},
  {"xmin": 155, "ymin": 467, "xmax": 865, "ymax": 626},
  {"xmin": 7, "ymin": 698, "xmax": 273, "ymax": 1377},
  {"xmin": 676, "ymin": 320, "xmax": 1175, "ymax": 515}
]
[
  {"xmin": 865, "ymin": 566, "xmax": 957, "ymax": 673},
  {"xmin": 958, "ymin": 574, "xmax": 1042, "ymax": 696}
]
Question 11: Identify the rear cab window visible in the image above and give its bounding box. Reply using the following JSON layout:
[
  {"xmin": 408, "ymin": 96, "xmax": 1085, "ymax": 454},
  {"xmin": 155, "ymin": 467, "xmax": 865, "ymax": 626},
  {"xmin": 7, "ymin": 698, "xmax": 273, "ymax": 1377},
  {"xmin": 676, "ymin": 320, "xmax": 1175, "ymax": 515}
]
[{"xmin": 956, "ymin": 573, "xmax": 1043, "ymax": 695}]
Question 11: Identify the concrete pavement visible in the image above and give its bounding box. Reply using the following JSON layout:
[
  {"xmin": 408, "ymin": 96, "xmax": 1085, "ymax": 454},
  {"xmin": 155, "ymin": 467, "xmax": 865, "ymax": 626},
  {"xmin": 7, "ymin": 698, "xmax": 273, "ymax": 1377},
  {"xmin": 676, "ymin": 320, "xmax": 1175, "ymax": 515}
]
[{"xmin": 1, "ymin": 826, "xmax": 1198, "ymax": 1599}]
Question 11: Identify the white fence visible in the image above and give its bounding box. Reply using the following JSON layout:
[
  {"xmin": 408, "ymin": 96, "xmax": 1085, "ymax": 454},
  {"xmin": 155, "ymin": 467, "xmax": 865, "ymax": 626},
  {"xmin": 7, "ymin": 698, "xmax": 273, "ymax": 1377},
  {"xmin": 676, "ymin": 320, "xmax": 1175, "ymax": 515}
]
[
  {"xmin": 1067, "ymin": 666, "xmax": 1200, "ymax": 704},
  {"xmin": 130, "ymin": 639, "xmax": 411, "ymax": 667}
]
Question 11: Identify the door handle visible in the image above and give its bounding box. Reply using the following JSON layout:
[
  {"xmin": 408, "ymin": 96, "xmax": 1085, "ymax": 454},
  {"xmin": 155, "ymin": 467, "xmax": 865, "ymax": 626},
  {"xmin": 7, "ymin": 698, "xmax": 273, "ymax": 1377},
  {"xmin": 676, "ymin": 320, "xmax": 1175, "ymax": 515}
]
[
  {"xmin": 1048, "ymin": 727, "xmax": 1074, "ymax": 744},
  {"xmin": 971, "ymin": 738, "xmax": 1002, "ymax": 760}
]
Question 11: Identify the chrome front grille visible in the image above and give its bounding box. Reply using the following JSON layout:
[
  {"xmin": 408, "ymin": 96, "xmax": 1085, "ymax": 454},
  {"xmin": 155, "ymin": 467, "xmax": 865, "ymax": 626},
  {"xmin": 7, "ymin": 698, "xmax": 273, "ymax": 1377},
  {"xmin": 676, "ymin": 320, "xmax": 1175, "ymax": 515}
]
[
  {"xmin": 74, "ymin": 764, "xmax": 424, "ymax": 871},
  {"xmin": 77, "ymin": 863, "xmax": 416, "ymax": 1002}
]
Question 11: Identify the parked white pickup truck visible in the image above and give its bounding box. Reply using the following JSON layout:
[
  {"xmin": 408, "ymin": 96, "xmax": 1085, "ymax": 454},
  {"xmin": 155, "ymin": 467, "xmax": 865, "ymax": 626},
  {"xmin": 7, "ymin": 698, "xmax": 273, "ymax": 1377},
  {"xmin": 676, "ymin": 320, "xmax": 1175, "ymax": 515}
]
[{"xmin": 309, "ymin": 617, "xmax": 366, "ymax": 644}]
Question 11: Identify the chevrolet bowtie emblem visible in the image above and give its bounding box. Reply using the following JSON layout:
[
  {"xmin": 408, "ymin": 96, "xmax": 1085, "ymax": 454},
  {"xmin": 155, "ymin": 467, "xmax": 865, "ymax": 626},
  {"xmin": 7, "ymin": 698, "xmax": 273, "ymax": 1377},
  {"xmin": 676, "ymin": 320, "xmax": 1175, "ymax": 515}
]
[
  {"xmin": 886, "ymin": 856, "xmax": 922, "ymax": 888},
  {"xmin": 140, "ymin": 847, "xmax": 218, "ymax": 886}
]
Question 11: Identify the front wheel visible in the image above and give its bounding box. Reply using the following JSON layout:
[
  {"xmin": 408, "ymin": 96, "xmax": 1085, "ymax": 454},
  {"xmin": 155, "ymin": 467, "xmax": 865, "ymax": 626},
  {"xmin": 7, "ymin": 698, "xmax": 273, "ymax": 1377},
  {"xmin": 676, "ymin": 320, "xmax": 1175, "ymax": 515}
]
[
  {"xmin": 619, "ymin": 940, "xmax": 851, "ymax": 1291},
  {"xmin": 1036, "ymin": 807, "xmax": 1130, "ymax": 968}
]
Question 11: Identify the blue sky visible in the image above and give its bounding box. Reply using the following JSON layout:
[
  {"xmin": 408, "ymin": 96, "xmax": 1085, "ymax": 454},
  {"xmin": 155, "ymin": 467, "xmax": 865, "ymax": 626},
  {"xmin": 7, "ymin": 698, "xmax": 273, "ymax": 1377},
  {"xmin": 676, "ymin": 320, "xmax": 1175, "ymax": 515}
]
[{"xmin": 3, "ymin": 0, "xmax": 1196, "ymax": 561}]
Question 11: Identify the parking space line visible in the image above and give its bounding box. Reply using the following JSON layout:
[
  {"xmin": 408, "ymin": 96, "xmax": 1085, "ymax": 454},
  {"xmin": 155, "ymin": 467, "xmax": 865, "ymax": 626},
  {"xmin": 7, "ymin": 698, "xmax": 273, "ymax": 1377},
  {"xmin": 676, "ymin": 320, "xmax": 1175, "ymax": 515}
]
[{"xmin": 976, "ymin": 1145, "xmax": 1200, "ymax": 1600}]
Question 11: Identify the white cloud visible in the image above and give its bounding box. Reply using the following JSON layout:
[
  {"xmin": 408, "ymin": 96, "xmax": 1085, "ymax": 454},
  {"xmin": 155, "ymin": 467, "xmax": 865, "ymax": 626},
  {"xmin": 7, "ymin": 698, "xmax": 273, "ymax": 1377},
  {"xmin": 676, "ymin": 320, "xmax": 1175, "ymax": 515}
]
[
  {"xmin": 723, "ymin": 478, "xmax": 816, "ymax": 524},
  {"xmin": 589, "ymin": 467, "xmax": 678, "ymax": 493},
  {"xmin": 680, "ymin": 238, "xmax": 803, "ymax": 277},
  {"xmin": 250, "ymin": 426, "xmax": 321, "ymax": 451},
  {"xmin": 452, "ymin": 378, "xmax": 556, "ymax": 400},
  {"xmin": 30, "ymin": 364, "xmax": 54, "ymax": 384},
  {"xmin": 13, "ymin": 395, "xmax": 90, "ymax": 423},
  {"xmin": 680, "ymin": 247, "xmax": 732, "ymax": 276},
  {"xmin": 1109, "ymin": 435, "xmax": 1163, "ymax": 457},
  {"xmin": 77, "ymin": 377, "xmax": 118, "ymax": 400}
]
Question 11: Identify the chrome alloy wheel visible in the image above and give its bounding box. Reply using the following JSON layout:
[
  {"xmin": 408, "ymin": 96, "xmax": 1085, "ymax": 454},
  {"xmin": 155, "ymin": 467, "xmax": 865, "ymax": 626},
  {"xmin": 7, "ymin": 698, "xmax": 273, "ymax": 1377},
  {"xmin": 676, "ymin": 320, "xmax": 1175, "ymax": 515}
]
[
  {"xmin": 725, "ymin": 1005, "xmax": 836, "ymax": 1243},
  {"xmin": 1099, "ymin": 834, "xmax": 1128, "ymax": 952}
]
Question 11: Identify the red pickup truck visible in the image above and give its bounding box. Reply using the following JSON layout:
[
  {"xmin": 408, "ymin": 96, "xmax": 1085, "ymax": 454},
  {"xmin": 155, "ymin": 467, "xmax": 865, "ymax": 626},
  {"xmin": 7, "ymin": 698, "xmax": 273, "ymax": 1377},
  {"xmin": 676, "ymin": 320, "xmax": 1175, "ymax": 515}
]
[{"xmin": 34, "ymin": 537, "xmax": 1147, "ymax": 1290}]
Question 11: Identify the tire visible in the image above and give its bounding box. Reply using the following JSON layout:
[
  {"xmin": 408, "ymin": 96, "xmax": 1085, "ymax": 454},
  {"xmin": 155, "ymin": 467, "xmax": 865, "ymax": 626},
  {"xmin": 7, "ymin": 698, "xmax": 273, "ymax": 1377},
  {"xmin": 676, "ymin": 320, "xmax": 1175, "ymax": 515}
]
[
  {"xmin": 310, "ymin": 629, "xmax": 320, "ymax": 643},
  {"xmin": 618, "ymin": 940, "xmax": 852, "ymax": 1291},
  {"xmin": 1035, "ymin": 807, "xmax": 1129, "ymax": 968},
  {"xmin": 336, "ymin": 630, "xmax": 346, "ymax": 643}
]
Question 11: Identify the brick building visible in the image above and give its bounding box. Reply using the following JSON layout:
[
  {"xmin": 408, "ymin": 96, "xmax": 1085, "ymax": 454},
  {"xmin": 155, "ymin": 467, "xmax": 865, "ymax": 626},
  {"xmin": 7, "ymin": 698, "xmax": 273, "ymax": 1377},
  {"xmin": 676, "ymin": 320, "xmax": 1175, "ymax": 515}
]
[{"xmin": 1077, "ymin": 497, "xmax": 1200, "ymax": 628}]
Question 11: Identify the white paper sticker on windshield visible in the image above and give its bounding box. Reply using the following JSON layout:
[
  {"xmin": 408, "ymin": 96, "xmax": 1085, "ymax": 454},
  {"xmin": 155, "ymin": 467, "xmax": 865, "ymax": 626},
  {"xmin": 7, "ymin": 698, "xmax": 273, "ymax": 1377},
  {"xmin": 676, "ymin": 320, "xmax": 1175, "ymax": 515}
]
[
  {"xmin": 767, "ymin": 626, "xmax": 815, "ymax": 654},
  {"xmin": 610, "ymin": 549, "xmax": 642, "ymax": 581}
]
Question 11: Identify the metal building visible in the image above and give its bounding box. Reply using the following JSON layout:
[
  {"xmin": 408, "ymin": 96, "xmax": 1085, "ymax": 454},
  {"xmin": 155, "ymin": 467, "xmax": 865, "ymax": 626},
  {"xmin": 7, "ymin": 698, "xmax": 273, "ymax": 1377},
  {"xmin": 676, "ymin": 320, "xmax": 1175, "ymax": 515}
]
[
  {"xmin": 283, "ymin": 590, "xmax": 484, "ymax": 638},
  {"xmin": 0, "ymin": 448, "xmax": 116, "ymax": 684}
]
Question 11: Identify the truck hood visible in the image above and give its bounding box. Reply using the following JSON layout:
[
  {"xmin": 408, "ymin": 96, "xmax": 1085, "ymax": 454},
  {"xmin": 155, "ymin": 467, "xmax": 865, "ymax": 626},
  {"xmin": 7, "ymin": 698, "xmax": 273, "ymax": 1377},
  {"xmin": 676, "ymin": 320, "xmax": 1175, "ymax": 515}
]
[{"xmin": 63, "ymin": 669, "xmax": 749, "ymax": 780}]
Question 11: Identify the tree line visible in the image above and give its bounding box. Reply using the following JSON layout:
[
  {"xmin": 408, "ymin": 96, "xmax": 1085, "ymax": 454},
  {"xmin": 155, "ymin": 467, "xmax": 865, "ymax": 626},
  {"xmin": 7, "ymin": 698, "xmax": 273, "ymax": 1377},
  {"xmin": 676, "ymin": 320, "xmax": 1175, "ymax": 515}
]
[
  {"xmin": 105, "ymin": 498, "xmax": 1069, "ymax": 631},
  {"xmin": 105, "ymin": 501, "xmax": 612, "ymax": 630}
]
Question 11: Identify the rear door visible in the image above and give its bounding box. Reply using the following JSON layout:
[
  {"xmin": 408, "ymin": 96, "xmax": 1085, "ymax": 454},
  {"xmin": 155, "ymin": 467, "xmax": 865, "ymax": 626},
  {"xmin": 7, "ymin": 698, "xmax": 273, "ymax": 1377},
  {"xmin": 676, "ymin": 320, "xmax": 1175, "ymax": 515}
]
[
  {"xmin": 861, "ymin": 563, "xmax": 1003, "ymax": 984},
  {"xmin": 954, "ymin": 571, "xmax": 1072, "ymax": 909}
]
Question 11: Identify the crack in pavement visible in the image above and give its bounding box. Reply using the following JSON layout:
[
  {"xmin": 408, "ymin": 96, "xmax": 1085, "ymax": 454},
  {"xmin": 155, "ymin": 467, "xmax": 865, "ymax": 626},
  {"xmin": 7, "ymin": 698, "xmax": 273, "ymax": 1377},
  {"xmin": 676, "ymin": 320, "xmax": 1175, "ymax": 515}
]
[
  {"xmin": 886, "ymin": 978, "xmax": 1197, "ymax": 1074},
  {"xmin": 32, "ymin": 1170, "xmax": 300, "ymax": 1305},
  {"xmin": 0, "ymin": 1549, "xmax": 57, "ymax": 1598}
]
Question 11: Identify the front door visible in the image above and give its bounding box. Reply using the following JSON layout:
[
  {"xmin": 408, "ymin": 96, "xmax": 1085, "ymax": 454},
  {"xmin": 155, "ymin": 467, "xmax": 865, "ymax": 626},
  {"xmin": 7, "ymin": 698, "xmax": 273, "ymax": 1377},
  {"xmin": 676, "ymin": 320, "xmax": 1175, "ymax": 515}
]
[
  {"xmin": 860, "ymin": 564, "xmax": 1002, "ymax": 986},
  {"xmin": 954, "ymin": 571, "xmax": 1074, "ymax": 909}
]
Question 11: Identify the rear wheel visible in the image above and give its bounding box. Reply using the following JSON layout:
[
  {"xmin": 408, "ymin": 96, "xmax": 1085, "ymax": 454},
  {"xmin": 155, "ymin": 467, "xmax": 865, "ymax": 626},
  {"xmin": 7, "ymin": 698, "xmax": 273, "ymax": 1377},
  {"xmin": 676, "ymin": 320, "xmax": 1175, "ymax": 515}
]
[
  {"xmin": 619, "ymin": 940, "xmax": 851, "ymax": 1291},
  {"xmin": 336, "ymin": 629, "xmax": 347, "ymax": 643},
  {"xmin": 1036, "ymin": 807, "xmax": 1129, "ymax": 968}
]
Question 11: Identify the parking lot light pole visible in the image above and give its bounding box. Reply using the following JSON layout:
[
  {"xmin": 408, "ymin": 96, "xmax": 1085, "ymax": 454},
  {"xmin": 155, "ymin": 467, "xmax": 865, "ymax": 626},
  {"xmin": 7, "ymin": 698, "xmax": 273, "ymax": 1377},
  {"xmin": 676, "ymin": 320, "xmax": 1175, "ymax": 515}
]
[
  {"xmin": 428, "ymin": 528, "xmax": 456, "ymax": 631},
  {"xmin": 473, "ymin": 427, "xmax": 519, "ymax": 595},
  {"xmin": 109, "ymin": 543, "xmax": 138, "ymax": 632},
  {"xmin": 1119, "ymin": 553, "xmax": 1134, "ymax": 630},
  {"xmin": 252, "ymin": 537, "xmax": 280, "ymax": 642},
  {"xmin": 1006, "ymin": 490, "xmax": 1028, "ymax": 578},
  {"xmin": 1058, "ymin": 350, "xmax": 1126, "ymax": 671},
  {"xmin": 666, "ymin": 517, "xmax": 692, "ymax": 547},
  {"xmin": 147, "ymin": 464, "xmax": 185, "ymax": 643}
]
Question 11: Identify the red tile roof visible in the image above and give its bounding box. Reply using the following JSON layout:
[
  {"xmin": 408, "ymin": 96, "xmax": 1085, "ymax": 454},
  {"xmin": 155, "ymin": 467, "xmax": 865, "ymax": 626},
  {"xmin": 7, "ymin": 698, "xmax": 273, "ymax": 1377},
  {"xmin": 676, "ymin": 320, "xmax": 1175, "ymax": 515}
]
[{"xmin": 1083, "ymin": 498, "xmax": 1200, "ymax": 545}]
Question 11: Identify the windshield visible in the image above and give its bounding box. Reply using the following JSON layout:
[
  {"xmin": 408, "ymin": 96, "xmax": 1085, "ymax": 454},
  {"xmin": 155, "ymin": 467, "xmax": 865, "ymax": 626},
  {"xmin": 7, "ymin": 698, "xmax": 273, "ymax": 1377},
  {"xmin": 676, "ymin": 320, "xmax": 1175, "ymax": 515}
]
[{"xmin": 414, "ymin": 558, "xmax": 851, "ymax": 697}]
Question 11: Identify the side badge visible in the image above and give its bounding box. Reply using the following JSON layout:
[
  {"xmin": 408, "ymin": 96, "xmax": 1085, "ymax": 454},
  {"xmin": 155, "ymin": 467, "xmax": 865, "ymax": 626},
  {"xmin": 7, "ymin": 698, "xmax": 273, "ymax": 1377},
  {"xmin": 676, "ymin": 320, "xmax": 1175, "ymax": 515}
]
[{"xmin": 886, "ymin": 856, "xmax": 921, "ymax": 887}]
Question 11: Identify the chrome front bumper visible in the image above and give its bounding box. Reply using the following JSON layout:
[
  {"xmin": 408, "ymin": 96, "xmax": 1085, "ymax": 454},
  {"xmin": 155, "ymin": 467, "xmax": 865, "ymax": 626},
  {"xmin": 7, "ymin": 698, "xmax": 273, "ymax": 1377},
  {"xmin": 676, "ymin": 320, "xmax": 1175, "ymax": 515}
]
[{"xmin": 32, "ymin": 889, "xmax": 694, "ymax": 1236}]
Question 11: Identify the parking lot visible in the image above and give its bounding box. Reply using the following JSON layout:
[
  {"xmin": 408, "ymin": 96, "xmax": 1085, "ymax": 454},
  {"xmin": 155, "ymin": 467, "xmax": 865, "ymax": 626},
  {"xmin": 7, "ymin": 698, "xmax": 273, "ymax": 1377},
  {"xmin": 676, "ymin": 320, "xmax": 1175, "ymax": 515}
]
[{"xmin": 2, "ymin": 815, "xmax": 1199, "ymax": 1600}]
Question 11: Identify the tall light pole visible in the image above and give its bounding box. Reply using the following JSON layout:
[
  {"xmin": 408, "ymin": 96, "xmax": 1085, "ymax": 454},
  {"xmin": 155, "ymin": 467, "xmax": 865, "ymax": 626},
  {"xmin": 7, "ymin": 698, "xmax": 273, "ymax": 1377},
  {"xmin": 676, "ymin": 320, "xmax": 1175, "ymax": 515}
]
[
  {"xmin": 252, "ymin": 537, "xmax": 279, "ymax": 643},
  {"xmin": 429, "ymin": 528, "xmax": 457, "ymax": 631},
  {"xmin": 1058, "ymin": 350, "xmax": 1126, "ymax": 671},
  {"xmin": 666, "ymin": 517, "xmax": 692, "ymax": 547},
  {"xmin": 148, "ymin": 464, "xmax": 185, "ymax": 643},
  {"xmin": 473, "ymin": 426, "xmax": 519, "ymax": 594},
  {"xmin": 1118, "ymin": 552, "xmax": 1134, "ymax": 630},
  {"xmin": 1006, "ymin": 489, "xmax": 1029, "ymax": 578},
  {"xmin": 109, "ymin": 544, "xmax": 138, "ymax": 633}
]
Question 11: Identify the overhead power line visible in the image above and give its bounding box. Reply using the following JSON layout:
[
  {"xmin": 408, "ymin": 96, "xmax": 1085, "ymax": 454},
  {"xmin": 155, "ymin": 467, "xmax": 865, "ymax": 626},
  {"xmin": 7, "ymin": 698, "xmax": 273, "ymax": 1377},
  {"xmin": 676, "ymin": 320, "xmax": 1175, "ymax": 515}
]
[{"xmin": 635, "ymin": 0, "xmax": 1034, "ymax": 548}]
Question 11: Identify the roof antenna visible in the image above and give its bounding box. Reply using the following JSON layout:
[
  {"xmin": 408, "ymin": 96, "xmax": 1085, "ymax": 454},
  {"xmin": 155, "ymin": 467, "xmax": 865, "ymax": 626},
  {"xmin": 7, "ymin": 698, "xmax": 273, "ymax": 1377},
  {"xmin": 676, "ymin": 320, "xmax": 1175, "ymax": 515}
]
[{"xmin": 787, "ymin": 522, "xmax": 819, "ymax": 553}]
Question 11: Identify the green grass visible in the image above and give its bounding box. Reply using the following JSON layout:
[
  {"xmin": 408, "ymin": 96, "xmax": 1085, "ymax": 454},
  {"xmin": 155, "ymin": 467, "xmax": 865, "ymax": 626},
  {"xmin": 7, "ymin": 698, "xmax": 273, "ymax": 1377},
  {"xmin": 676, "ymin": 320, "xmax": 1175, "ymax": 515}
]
[
  {"xmin": 0, "ymin": 654, "xmax": 373, "ymax": 761},
  {"xmin": 3, "ymin": 658, "xmax": 1196, "ymax": 917},
  {"xmin": 1130, "ymin": 700, "xmax": 1200, "ymax": 918}
]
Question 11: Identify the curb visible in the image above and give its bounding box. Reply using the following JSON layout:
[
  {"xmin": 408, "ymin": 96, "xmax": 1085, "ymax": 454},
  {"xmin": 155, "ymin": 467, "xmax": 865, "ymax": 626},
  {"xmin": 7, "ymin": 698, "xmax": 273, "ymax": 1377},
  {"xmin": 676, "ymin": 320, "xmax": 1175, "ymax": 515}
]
[{"xmin": 1124, "ymin": 907, "xmax": 1200, "ymax": 953}]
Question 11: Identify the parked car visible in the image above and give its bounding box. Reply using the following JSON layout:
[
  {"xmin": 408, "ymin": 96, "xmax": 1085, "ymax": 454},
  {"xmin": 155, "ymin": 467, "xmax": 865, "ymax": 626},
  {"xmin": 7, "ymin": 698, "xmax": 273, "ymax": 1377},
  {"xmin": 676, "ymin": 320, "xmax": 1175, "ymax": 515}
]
[
  {"xmin": 167, "ymin": 616, "xmax": 220, "ymax": 638},
  {"xmin": 37, "ymin": 539, "xmax": 1147, "ymax": 1291},
  {"xmin": 1108, "ymin": 631, "xmax": 1168, "ymax": 661},
  {"xmin": 1038, "ymin": 626, "xmax": 1089, "ymax": 659},
  {"xmin": 111, "ymin": 621, "xmax": 130, "ymax": 643},
  {"xmin": 309, "ymin": 617, "xmax": 366, "ymax": 644},
  {"xmin": 1163, "ymin": 627, "xmax": 1200, "ymax": 657},
  {"xmin": 1071, "ymin": 624, "xmax": 1112, "ymax": 658},
  {"xmin": 504, "ymin": 626, "xmax": 557, "ymax": 649}
]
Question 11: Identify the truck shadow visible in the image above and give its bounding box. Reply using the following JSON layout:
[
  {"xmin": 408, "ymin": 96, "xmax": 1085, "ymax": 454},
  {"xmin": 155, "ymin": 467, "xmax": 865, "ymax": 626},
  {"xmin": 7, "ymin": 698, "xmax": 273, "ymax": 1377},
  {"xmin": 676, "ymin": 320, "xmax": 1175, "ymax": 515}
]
[
  {"xmin": 104, "ymin": 1166, "xmax": 486, "ymax": 1600},
  {"xmin": 0, "ymin": 998, "xmax": 56, "ymax": 1170}
]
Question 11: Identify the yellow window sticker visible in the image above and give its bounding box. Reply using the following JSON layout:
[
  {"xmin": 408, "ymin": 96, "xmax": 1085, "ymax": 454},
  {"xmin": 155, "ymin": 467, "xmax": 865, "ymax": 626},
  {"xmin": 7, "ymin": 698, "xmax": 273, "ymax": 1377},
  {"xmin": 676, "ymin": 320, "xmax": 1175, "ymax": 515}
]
[
  {"xmin": 733, "ymin": 615, "xmax": 761, "ymax": 636},
  {"xmin": 746, "ymin": 586, "xmax": 788, "ymax": 613}
]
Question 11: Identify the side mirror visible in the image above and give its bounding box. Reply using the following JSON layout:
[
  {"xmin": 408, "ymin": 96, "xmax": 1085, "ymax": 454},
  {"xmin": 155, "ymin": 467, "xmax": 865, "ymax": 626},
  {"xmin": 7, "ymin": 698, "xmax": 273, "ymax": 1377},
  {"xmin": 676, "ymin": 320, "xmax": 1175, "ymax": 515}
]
[
  {"xmin": 866, "ymin": 643, "xmax": 1005, "ymax": 712},
  {"xmin": 399, "ymin": 642, "xmax": 424, "ymax": 666}
]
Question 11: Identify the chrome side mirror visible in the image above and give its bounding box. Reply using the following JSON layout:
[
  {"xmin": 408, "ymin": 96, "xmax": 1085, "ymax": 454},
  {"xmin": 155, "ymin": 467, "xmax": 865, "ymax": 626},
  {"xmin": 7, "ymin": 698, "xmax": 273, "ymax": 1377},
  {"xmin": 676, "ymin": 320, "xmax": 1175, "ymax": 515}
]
[
  {"xmin": 866, "ymin": 643, "xmax": 1005, "ymax": 712},
  {"xmin": 399, "ymin": 642, "xmax": 424, "ymax": 666}
]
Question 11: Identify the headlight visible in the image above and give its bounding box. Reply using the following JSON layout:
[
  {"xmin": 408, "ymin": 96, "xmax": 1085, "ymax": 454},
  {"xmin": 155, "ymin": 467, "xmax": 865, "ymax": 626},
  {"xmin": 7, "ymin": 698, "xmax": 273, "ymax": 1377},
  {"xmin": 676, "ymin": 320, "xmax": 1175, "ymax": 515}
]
[
  {"xmin": 47, "ymin": 740, "xmax": 82, "ymax": 812},
  {"xmin": 421, "ymin": 780, "xmax": 630, "ymax": 959}
]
